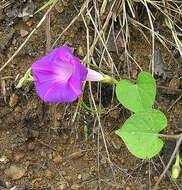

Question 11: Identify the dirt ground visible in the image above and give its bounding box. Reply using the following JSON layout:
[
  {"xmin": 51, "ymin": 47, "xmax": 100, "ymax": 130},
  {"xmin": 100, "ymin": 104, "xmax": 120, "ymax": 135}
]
[{"xmin": 0, "ymin": 1, "xmax": 182, "ymax": 190}]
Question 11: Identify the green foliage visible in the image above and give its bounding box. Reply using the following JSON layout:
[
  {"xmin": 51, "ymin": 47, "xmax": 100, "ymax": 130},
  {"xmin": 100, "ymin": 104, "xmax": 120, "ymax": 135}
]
[
  {"xmin": 115, "ymin": 72, "xmax": 167, "ymax": 159},
  {"xmin": 115, "ymin": 109, "xmax": 167, "ymax": 159},
  {"xmin": 116, "ymin": 72, "xmax": 156, "ymax": 113},
  {"xmin": 84, "ymin": 125, "xmax": 88, "ymax": 141},
  {"xmin": 34, "ymin": 0, "xmax": 56, "ymax": 14}
]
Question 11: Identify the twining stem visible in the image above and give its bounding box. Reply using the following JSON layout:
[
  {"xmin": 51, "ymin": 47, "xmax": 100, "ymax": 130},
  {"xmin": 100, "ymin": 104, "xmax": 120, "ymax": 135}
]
[
  {"xmin": 82, "ymin": 60, "xmax": 182, "ymax": 94},
  {"xmin": 158, "ymin": 133, "xmax": 181, "ymax": 139},
  {"xmin": 81, "ymin": 100, "xmax": 105, "ymax": 113}
]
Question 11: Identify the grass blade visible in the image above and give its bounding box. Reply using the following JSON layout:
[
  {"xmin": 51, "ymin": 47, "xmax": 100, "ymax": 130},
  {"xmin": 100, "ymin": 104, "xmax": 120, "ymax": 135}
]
[{"xmin": 34, "ymin": 0, "xmax": 56, "ymax": 14}]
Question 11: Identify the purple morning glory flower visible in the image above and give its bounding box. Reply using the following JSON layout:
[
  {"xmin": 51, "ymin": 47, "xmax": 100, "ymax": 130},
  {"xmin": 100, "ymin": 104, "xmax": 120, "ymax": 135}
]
[{"xmin": 32, "ymin": 46, "xmax": 103, "ymax": 103}]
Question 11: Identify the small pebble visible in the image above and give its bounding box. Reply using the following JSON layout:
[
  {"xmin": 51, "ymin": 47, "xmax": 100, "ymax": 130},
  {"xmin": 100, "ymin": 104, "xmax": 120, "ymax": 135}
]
[
  {"xmin": 126, "ymin": 186, "xmax": 131, "ymax": 190},
  {"xmin": 4, "ymin": 165, "xmax": 26, "ymax": 180},
  {"xmin": 56, "ymin": 121, "xmax": 61, "ymax": 127},
  {"xmin": 45, "ymin": 170, "xmax": 54, "ymax": 179},
  {"xmin": 109, "ymin": 109, "xmax": 120, "ymax": 119},
  {"xmin": 53, "ymin": 155, "xmax": 62, "ymax": 164},
  {"xmin": 111, "ymin": 135, "xmax": 122, "ymax": 150},
  {"xmin": 20, "ymin": 29, "xmax": 28, "ymax": 37},
  {"xmin": 59, "ymin": 184, "xmax": 67, "ymax": 190},
  {"xmin": 101, "ymin": 157, "xmax": 107, "ymax": 164},
  {"xmin": 120, "ymin": 158, "xmax": 125, "ymax": 165},
  {"xmin": 48, "ymin": 152, "xmax": 53, "ymax": 160},
  {"xmin": 5, "ymin": 181, "xmax": 11, "ymax": 189},
  {"xmin": 14, "ymin": 106, "xmax": 22, "ymax": 114},
  {"xmin": 154, "ymin": 176, "xmax": 159, "ymax": 182},
  {"xmin": 0, "ymin": 155, "xmax": 9, "ymax": 164},
  {"xmin": 81, "ymin": 172, "xmax": 90, "ymax": 181},
  {"xmin": 77, "ymin": 46, "xmax": 85, "ymax": 57},
  {"xmin": 68, "ymin": 149, "xmax": 83, "ymax": 160},
  {"xmin": 31, "ymin": 130, "xmax": 39, "ymax": 138},
  {"xmin": 71, "ymin": 184, "xmax": 80, "ymax": 190},
  {"xmin": 9, "ymin": 186, "xmax": 17, "ymax": 190},
  {"xmin": 61, "ymin": 171, "xmax": 66, "ymax": 176},
  {"xmin": 65, "ymin": 175, "xmax": 71, "ymax": 181},
  {"xmin": 70, "ymin": 138, "xmax": 74, "ymax": 145},
  {"xmin": 13, "ymin": 152, "xmax": 25, "ymax": 162},
  {"xmin": 40, "ymin": 150, "xmax": 46, "ymax": 158},
  {"xmin": 60, "ymin": 135, "xmax": 68, "ymax": 144},
  {"xmin": 77, "ymin": 174, "xmax": 82, "ymax": 179},
  {"xmin": 27, "ymin": 142, "xmax": 35, "ymax": 151},
  {"xmin": 57, "ymin": 146, "xmax": 64, "ymax": 152}
]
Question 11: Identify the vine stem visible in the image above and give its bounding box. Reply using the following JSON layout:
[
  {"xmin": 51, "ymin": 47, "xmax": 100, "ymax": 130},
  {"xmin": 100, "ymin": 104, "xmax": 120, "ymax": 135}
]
[{"xmin": 158, "ymin": 134, "xmax": 181, "ymax": 139}]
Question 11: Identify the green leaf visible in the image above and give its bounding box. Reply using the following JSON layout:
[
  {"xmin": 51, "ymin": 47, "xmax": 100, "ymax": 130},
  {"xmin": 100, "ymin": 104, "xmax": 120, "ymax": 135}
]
[
  {"xmin": 34, "ymin": 0, "xmax": 56, "ymax": 14},
  {"xmin": 116, "ymin": 72, "xmax": 156, "ymax": 113},
  {"xmin": 115, "ymin": 109, "xmax": 167, "ymax": 159}
]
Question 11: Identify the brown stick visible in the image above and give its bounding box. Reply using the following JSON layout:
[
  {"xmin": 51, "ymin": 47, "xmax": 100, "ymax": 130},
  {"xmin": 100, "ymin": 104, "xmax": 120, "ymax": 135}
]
[
  {"xmin": 44, "ymin": 11, "xmax": 57, "ymax": 129},
  {"xmin": 45, "ymin": 13, "xmax": 51, "ymax": 54}
]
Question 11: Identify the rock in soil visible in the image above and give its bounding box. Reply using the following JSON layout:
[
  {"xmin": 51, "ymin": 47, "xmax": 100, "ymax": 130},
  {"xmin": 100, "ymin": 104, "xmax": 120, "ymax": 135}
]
[
  {"xmin": 58, "ymin": 184, "xmax": 67, "ymax": 190},
  {"xmin": 71, "ymin": 184, "xmax": 80, "ymax": 190},
  {"xmin": 109, "ymin": 109, "xmax": 120, "ymax": 119},
  {"xmin": 13, "ymin": 152, "xmax": 25, "ymax": 162},
  {"xmin": 20, "ymin": 29, "xmax": 28, "ymax": 37},
  {"xmin": 0, "ymin": 155, "xmax": 9, "ymax": 164},
  {"xmin": 53, "ymin": 155, "xmax": 63, "ymax": 164},
  {"xmin": 4, "ymin": 165, "xmax": 26, "ymax": 180},
  {"xmin": 44, "ymin": 169, "xmax": 54, "ymax": 179}
]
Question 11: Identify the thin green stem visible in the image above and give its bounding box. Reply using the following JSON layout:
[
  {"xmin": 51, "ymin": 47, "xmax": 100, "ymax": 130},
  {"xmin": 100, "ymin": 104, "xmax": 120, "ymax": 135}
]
[
  {"xmin": 158, "ymin": 133, "xmax": 181, "ymax": 139},
  {"xmin": 81, "ymin": 100, "xmax": 105, "ymax": 113}
]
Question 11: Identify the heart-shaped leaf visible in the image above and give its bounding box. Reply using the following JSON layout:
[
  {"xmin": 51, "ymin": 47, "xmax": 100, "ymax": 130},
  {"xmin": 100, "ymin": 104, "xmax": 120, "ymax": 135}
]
[
  {"xmin": 115, "ymin": 109, "xmax": 167, "ymax": 159},
  {"xmin": 116, "ymin": 72, "xmax": 156, "ymax": 113}
]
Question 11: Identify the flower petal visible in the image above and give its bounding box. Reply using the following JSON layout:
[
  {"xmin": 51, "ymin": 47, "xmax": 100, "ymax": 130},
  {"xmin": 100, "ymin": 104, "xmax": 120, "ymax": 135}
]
[
  {"xmin": 44, "ymin": 81, "xmax": 82, "ymax": 102},
  {"xmin": 58, "ymin": 46, "xmax": 74, "ymax": 63},
  {"xmin": 69, "ymin": 58, "xmax": 88, "ymax": 94},
  {"xmin": 86, "ymin": 68, "xmax": 104, "ymax": 81},
  {"xmin": 32, "ymin": 46, "xmax": 88, "ymax": 103}
]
